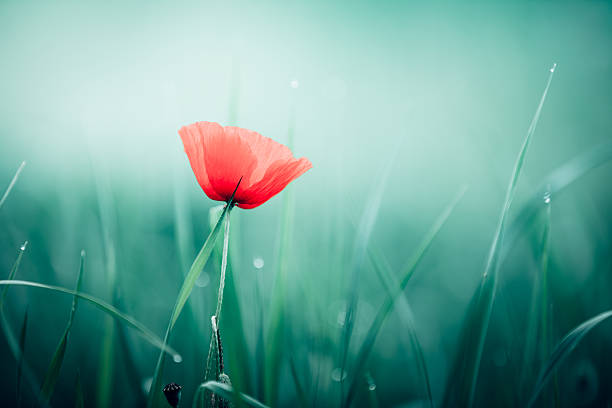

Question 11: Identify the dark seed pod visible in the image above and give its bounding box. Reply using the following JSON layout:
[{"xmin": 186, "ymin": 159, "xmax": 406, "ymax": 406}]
[{"xmin": 163, "ymin": 382, "xmax": 183, "ymax": 407}]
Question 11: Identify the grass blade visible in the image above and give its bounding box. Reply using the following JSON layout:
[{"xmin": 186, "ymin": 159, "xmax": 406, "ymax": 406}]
[
  {"xmin": 502, "ymin": 140, "xmax": 612, "ymax": 264},
  {"xmin": 0, "ymin": 280, "xmax": 180, "ymax": 359},
  {"xmin": 17, "ymin": 308, "xmax": 28, "ymax": 408},
  {"xmin": 0, "ymin": 161, "xmax": 26, "ymax": 210},
  {"xmin": 1, "ymin": 241, "xmax": 28, "ymax": 304},
  {"xmin": 289, "ymin": 357, "xmax": 307, "ymax": 408},
  {"xmin": 527, "ymin": 310, "xmax": 612, "ymax": 407},
  {"xmin": 195, "ymin": 381, "xmax": 270, "ymax": 408},
  {"xmin": 75, "ymin": 370, "xmax": 85, "ymax": 408},
  {"xmin": 345, "ymin": 186, "xmax": 466, "ymax": 407},
  {"xmin": 40, "ymin": 250, "xmax": 86, "ymax": 404},
  {"xmin": 1, "ymin": 243, "xmax": 52, "ymax": 407},
  {"xmin": 148, "ymin": 202, "xmax": 231, "ymax": 408},
  {"xmin": 442, "ymin": 64, "xmax": 556, "ymax": 408},
  {"xmin": 264, "ymin": 174, "xmax": 294, "ymax": 405},
  {"xmin": 340, "ymin": 157, "xmax": 395, "ymax": 406}
]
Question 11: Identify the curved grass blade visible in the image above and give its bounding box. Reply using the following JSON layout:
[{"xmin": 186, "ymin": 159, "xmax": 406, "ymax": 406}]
[
  {"xmin": 366, "ymin": 233, "xmax": 434, "ymax": 408},
  {"xmin": 345, "ymin": 186, "xmax": 466, "ymax": 408},
  {"xmin": 527, "ymin": 310, "xmax": 612, "ymax": 407},
  {"xmin": 17, "ymin": 308, "xmax": 28, "ymax": 408},
  {"xmin": 340, "ymin": 156, "xmax": 396, "ymax": 406},
  {"xmin": 40, "ymin": 250, "xmax": 86, "ymax": 404},
  {"xmin": 194, "ymin": 381, "xmax": 270, "ymax": 408},
  {"xmin": 0, "ymin": 161, "xmax": 26, "ymax": 210},
  {"xmin": 502, "ymin": 140, "xmax": 612, "ymax": 264},
  {"xmin": 148, "ymin": 200, "xmax": 232, "ymax": 408},
  {"xmin": 0, "ymin": 280, "xmax": 180, "ymax": 359},
  {"xmin": 442, "ymin": 64, "xmax": 556, "ymax": 408}
]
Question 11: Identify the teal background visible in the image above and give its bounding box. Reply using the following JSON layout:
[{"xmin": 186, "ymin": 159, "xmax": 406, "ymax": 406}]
[{"xmin": 1, "ymin": 0, "xmax": 611, "ymax": 407}]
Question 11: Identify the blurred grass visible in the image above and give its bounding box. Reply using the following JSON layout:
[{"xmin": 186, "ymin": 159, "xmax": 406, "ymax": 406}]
[
  {"xmin": 1, "ymin": 2, "xmax": 612, "ymax": 407},
  {"xmin": 39, "ymin": 250, "xmax": 85, "ymax": 404}
]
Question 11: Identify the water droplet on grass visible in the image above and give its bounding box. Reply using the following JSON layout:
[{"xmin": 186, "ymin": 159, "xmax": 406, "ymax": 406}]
[
  {"xmin": 331, "ymin": 368, "xmax": 347, "ymax": 382},
  {"xmin": 543, "ymin": 191, "xmax": 551, "ymax": 204},
  {"xmin": 173, "ymin": 354, "xmax": 183, "ymax": 363},
  {"xmin": 253, "ymin": 257, "xmax": 264, "ymax": 269},
  {"xmin": 550, "ymin": 63, "xmax": 557, "ymax": 73},
  {"xmin": 20, "ymin": 241, "xmax": 28, "ymax": 251},
  {"xmin": 195, "ymin": 272, "xmax": 210, "ymax": 288},
  {"xmin": 368, "ymin": 383, "xmax": 377, "ymax": 391}
]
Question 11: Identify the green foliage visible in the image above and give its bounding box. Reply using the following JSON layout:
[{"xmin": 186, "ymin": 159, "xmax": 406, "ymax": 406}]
[
  {"xmin": 442, "ymin": 65, "xmax": 556, "ymax": 408},
  {"xmin": 40, "ymin": 250, "xmax": 86, "ymax": 404}
]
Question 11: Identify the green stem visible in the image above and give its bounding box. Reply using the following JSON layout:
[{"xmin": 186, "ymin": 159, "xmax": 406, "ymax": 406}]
[{"xmin": 205, "ymin": 208, "xmax": 232, "ymax": 383}]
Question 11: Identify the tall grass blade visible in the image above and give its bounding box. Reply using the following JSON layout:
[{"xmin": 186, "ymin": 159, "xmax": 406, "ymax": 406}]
[
  {"xmin": 502, "ymin": 140, "xmax": 612, "ymax": 264},
  {"xmin": 148, "ymin": 201, "xmax": 232, "ymax": 408},
  {"xmin": 289, "ymin": 357, "xmax": 307, "ymax": 408},
  {"xmin": 340, "ymin": 156, "xmax": 395, "ymax": 406},
  {"xmin": 527, "ymin": 310, "xmax": 612, "ymax": 407},
  {"xmin": 366, "ymin": 233, "xmax": 434, "ymax": 408},
  {"xmin": 264, "ymin": 180, "xmax": 293, "ymax": 405},
  {"xmin": 442, "ymin": 64, "xmax": 556, "ymax": 407},
  {"xmin": 0, "ymin": 242, "xmax": 47, "ymax": 407},
  {"xmin": 0, "ymin": 280, "xmax": 180, "ymax": 358},
  {"xmin": 519, "ymin": 199, "xmax": 552, "ymax": 401},
  {"xmin": 0, "ymin": 161, "xmax": 26, "ymax": 210},
  {"xmin": 75, "ymin": 370, "xmax": 85, "ymax": 408},
  {"xmin": 264, "ymin": 120, "xmax": 299, "ymax": 405},
  {"xmin": 17, "ymin": 308, "xmax": 28, "ymax": 408},
  {"xmin": 345, "ymin": 187, "xmax": 466, "ymax": 408},
  {"xmin": 40, "ymin": 250, "xmax": 86, "ymax": 404},
  {"xmin": 194, "ymin": 381, "xmax": 270, "ymax": 408}
]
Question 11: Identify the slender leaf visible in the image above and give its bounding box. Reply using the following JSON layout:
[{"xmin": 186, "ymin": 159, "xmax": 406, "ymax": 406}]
[
  {"xmin": 442, "ymin": 64, "xmax": 556, "ymax": 408},
  {"xmin": 345, "ymin": 186, "xmax": 466, "ymax": 407},
  {"xmin": 195, "ymin": 381, "xmax": 270, "ymax": 408},
  {"xmin": 0, "ymin": 280, "xmax": 179, "ymax": 359},
  {"xmin": 0, "ymin": 161, "xmax": 26, "ymax": 210},
  {"xmin": 528, "ymin": 310, "xmax": 612, "ymax": 407},
  {"xmin": 264, "ymin": 170, "xmax": 294, "ymax": 405},
  {"xmin": 0, "ymin": 242, "xmax": 47, "ymax": 407},
  {"xmin": 367, "ymin": 235, "xmax": 433, "ymax": 408},
  {"xmin": 17, "ymin": 308, "xmax": 28, "ymax": 408},
  {"xmin": 289, "ymin": 357, "xmax": 307, "ymax": 408},
  {"xmin": 148, "ymin": 201, "xmax": 231, "ymax": 408},
  {"xmin": 341, "ymin": 155, "xmax": 396, "ymax": 406},
  {"xmin": 40, "ymin": 251, "xmax": 86, "ymax": 403},
  {"xmin": 502, "ymin": 140, "xmax": 612, "ymax": 265},
  {"xmin": 1, "ymin": 241, "xmax": 28, "ymax": 305},
  {"xmin": 75, "ymin": 370, "xmax": 85, "ymax": 408}
]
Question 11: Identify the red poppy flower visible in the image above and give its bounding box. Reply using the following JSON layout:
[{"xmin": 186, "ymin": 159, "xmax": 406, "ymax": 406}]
[{"xmin": 179, "ymin": 121, "xmax": 312, "ymax": 209}]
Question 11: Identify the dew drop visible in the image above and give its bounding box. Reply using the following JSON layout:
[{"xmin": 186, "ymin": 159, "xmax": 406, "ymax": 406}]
[
  {"xmin": 290, "ymin": 79, "xmax": 299, "ymax": 89},
  {"xmin": 20, "ymin": 241, "xmax": 28, "ymax": 251},
  {"xmin": 253, "ymin": 257, "xmax": 264, "ymax": 269},
  {"xmin": 368, "ymin": 383, "xmax": 377, "ymax": 391},
  {"xmin": 173, "ymin": 354, "xmax": 183, "ymax": 363},
  {"xmin": 543, "ymin": 191, "xmax": 551, "ymax": 204},
  {"xmin": 550, "ymin": 63, "xmax": 557, "ymax": 73},
  {"xmin": 195, "ymin": 272, "xmax": 210, "ymax": 288},
  {"xmin": 331, "ymin": 368, "xmax": 347, "ymax": 382}
]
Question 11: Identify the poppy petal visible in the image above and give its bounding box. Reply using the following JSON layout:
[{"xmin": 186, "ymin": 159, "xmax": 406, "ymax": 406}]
[
  {"xmin": 236, "ymin": 157, "xmax": 312, "ymax": 209},
  {"xmin": 178, "ymin": 122, "xmax": 225, "ymax": 201},
  {"xmin": 202, "ymin": 123, "xmax": 258, "ymax": 200}
]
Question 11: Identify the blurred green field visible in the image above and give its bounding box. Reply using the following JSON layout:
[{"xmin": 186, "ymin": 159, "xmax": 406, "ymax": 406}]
[{"xmin": 1, "ymin": 1, "xmax": 612, "ymax": 407}]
